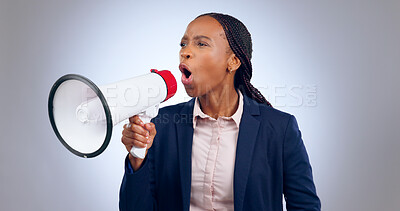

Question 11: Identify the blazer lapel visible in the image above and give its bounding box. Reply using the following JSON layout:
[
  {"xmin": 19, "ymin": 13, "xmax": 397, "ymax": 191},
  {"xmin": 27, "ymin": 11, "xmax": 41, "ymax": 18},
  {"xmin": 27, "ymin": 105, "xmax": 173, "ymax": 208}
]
[
  {"xmin": 234, "ymin": 96, "xmax": 261, "ymax": 211},
  {"xmin": 176, "ymin": 99, "xmax": 195, "ymax": 211}
]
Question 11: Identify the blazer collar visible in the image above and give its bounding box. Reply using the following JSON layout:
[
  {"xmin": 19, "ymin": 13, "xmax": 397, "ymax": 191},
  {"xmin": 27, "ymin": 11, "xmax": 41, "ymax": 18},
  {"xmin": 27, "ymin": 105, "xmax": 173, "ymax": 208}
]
[{"xmin": 175, "ymin": 95, "xmax": 261, "ymax": 211}]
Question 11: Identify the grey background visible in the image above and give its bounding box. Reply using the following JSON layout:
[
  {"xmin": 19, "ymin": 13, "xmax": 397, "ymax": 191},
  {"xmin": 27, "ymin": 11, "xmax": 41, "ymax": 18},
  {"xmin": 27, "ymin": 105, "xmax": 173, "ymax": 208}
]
[{"xmin": 1, "ymin": 0, "xmax": 399, "ymax": 210}]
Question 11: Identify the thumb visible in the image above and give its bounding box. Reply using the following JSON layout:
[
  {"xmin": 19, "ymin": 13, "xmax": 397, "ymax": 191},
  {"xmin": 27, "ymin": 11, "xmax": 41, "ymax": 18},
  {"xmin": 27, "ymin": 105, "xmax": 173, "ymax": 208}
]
[
  {"xmin": 129, "ymin": 115, "xmax": 144, "ymax": 127},
  {"xmin": 145, "ymin": 123, "xmax": 156, "ymax": 138}
]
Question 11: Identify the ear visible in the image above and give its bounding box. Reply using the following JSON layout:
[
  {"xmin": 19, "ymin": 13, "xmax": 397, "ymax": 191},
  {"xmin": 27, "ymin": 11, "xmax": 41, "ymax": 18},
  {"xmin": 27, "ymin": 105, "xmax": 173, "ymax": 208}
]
[{"xmin": 227, "ymin": 54, "xmax": 241, "ymax": 74}]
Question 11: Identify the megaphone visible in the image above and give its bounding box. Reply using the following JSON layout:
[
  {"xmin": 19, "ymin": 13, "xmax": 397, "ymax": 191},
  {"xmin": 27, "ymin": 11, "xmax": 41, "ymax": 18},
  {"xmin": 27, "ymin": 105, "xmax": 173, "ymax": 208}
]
[{"xmin": 48, "ymin": 69, "xmax": 177, "ymax": 159}]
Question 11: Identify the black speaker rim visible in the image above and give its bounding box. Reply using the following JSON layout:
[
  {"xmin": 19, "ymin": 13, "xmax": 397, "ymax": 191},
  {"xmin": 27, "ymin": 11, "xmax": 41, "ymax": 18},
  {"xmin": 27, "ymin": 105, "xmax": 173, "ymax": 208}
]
[{"xmin": 48, "ymin": 74, "xmax": 113, "ymax": 158}]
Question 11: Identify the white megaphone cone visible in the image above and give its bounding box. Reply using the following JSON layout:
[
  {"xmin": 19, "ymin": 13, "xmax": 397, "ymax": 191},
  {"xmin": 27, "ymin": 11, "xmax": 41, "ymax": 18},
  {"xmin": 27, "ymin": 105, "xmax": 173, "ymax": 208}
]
[{"xmin": 48, "ymin": 69, "xmax": 177, "ymax": 158}]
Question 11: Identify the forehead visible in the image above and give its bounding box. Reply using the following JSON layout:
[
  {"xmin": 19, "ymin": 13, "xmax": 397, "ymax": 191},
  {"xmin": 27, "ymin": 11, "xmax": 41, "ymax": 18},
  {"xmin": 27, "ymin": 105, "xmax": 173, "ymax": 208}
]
[{"xmin": 183, "ymin": 16, "xmax": 226, "ymax": 39}]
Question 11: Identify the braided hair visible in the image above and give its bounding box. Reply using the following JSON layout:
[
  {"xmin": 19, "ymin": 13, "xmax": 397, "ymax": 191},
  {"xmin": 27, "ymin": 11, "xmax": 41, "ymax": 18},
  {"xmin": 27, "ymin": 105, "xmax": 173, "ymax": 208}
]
[{"xmin": 196, "ymin": 12, "xmax": 272, "ymax": 107}]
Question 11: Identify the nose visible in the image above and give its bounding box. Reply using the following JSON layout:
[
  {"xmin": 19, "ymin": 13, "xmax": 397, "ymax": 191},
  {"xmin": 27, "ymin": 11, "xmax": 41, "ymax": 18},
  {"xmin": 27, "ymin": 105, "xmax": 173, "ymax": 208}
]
[{"xmin": 180, "ymin": 49, "xmax": 192, "ymax": 60}]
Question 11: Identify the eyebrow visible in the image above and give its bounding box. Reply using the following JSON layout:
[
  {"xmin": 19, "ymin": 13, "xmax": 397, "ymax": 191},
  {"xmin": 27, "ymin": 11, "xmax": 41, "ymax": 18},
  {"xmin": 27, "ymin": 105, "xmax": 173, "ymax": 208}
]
[{"xmin": 181, "ymin": 35, "xmax": 212, "ymax": 41}]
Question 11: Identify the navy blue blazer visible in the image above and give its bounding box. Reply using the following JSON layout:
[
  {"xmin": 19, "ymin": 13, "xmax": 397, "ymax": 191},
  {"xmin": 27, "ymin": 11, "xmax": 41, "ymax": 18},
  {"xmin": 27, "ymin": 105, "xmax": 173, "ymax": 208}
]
[{"xmin": 119, "ymin": 95, "xmax": 321, "ymax": 211}]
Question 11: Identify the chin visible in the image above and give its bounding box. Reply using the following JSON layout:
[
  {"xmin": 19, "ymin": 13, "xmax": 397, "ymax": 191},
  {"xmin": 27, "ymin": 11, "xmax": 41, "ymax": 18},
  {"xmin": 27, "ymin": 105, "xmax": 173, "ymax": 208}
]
[
  {"xmin": 184, "ymin": 86, "xmax": 199, "ymax": 98},
  {"xmin": 184, "ymin": 88, "xmax": 196, "ymax": 98}
]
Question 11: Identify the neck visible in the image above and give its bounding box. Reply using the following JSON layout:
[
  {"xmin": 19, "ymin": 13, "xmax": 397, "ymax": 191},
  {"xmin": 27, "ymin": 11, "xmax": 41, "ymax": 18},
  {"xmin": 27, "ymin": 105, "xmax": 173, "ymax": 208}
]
[{"xmin": 198, "ymin": 86, "xmax": 239, "ymax": 119}]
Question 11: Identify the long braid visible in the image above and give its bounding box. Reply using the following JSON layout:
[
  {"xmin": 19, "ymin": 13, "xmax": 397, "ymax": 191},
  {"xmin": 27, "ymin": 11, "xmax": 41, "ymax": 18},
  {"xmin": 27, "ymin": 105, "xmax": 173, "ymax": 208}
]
[{"xmin": 196, "ymin": 12, "xmax": 272, "ymax": 107}]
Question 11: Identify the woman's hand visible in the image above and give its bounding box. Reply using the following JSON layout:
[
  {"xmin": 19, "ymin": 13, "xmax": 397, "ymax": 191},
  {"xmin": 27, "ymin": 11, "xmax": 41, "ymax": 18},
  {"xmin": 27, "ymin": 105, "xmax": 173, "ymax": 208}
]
[{"xmin": 121, "ymin": 115, "xmax": 156, "ymax": 171}]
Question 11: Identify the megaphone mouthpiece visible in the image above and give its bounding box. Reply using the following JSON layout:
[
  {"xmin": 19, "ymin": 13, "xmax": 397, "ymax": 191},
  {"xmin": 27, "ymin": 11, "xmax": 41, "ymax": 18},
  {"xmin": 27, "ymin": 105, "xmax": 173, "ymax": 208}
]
[{"xmin": 150, "ymin": 69, "xmax": 177, "ymax": 102}]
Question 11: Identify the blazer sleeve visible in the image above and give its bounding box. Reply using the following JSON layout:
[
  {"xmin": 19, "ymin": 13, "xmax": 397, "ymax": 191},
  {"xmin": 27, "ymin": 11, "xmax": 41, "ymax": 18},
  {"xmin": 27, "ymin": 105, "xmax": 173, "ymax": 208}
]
[
  {"xmin": 283, "ymin": 115, "xmax": 321, "ymax": 211},
  {"xmin": 119, "ymin": 145, "xmax": 157, "ymax": 211}
]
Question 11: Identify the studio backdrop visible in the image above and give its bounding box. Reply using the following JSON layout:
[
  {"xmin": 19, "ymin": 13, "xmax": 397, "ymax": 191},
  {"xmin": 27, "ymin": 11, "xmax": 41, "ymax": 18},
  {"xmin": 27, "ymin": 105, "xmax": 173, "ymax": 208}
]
[{"xmin": 1, "ymin": 0, "xmax": 399, "ymax": 210}]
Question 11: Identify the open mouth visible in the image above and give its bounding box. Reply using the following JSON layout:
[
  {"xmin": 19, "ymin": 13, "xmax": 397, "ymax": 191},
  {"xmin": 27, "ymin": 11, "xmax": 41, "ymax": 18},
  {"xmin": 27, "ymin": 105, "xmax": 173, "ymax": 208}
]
[
  {"xmin": 179, "ymin": 63, "xmax": 192, "ymax": 79},
  {"xmin": 179, "ymin": 63, "xmax": 193, "ymax": 85},
  {"xmin": 183, "ymin": 68, "xmax": 191, "ymax": 78}
]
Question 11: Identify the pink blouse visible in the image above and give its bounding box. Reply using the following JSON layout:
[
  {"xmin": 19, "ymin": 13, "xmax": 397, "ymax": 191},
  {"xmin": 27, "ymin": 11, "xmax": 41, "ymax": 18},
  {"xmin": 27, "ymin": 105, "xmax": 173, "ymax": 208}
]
[{"xmin": 189, "ymin": 91, "xmax": 244, "ymax": 211}]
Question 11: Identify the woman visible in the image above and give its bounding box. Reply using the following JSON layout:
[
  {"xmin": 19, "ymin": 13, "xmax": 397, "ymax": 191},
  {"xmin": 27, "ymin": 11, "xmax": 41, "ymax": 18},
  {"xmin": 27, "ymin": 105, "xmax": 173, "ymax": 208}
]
[{"xmin": 120, "ymin": 12, "xmax": 321, "ymax": 211}]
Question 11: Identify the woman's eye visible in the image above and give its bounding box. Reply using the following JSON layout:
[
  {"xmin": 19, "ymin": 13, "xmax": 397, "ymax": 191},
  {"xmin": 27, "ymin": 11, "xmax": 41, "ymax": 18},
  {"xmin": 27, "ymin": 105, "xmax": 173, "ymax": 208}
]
[{"xmin": 198, "ymin": 42, "xmax": 207, "ymax": 47}]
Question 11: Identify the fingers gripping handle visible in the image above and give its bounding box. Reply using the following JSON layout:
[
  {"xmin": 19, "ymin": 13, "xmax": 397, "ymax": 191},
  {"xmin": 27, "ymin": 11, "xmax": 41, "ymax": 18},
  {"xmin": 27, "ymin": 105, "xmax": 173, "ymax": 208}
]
[
  {"xmin": 129, "ymin": 105, "xmax": 159, "ymax": 159},
  {"xmin": 130, "ymin": 116, "xmax": 150, "ymax": 159}
]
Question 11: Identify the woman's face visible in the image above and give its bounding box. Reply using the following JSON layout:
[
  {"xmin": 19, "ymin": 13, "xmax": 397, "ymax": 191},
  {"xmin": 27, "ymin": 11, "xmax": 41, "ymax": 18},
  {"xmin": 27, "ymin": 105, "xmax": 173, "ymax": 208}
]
[{"xmin": 179, "ymin": 15, "xmax": 235, "ymax": 97}]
